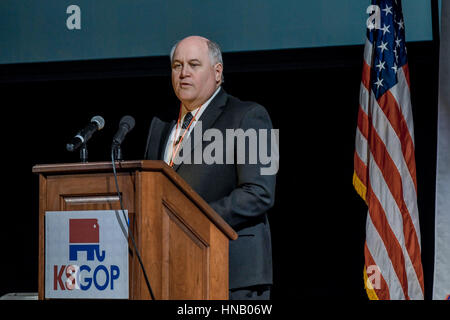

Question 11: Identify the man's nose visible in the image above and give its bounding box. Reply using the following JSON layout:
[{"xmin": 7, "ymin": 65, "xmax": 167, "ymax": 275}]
[{"xmin": 180, "ymin": 66, "xmax": 190, "ymax": 78}]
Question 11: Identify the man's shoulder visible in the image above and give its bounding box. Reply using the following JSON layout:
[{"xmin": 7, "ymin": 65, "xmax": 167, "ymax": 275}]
[
  {"xmin": 224, "ymin": 92, "xmax": 269, "ymax": 118},
  {"xmin": 217, "ymin": 91, "xmax": 273, "ymax": 130},
  {"xmin": 225, "ymin": 92, "xmax": 261, "ymax": 109}
]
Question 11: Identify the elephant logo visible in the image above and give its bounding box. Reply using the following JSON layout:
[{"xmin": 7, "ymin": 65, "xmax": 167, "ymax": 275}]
[{"xmin": 69, "ymin": 219, "xmax": 105, "ymax": 262}]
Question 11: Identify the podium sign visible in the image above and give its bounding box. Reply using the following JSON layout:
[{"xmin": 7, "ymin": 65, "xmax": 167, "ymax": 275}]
[{"xmin": 45, "ymin": 210, "xmax": 129, "ymax": 299}]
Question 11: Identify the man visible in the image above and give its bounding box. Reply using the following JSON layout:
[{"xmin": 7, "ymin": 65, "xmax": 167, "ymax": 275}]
[{"xmin": 144, "ymin": 35, "xmax": 277, "ymax": 300}]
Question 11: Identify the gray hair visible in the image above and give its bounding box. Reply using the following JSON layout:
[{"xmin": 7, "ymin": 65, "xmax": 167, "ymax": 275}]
[{"xmin": 170, "ymin": 38, "xmax": 224, "ymax": 82}]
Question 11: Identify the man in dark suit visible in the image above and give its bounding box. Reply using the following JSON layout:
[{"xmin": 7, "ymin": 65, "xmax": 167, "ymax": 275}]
[{"xmin": 144, "ymin": 35, "xmax": 278, "ymax": 299}]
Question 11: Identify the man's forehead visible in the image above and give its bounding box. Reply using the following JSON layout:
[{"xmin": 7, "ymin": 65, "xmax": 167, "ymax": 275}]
[{"xmin": 173, "ymin": 37, "xmax": 209, "ymax": 60}]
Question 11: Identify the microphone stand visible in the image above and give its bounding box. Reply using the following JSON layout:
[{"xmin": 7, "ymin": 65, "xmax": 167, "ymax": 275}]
[
  {"xmin": 80, "ymin": 142, "xmax": 88, "ymax": 163},
  {"xmin": 113, "ymin": 145, "xmax": 123, "ymax": 161}
]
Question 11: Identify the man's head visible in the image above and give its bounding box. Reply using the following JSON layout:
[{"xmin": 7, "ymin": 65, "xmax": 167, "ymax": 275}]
[{"xmin": 170, "ymin": 36, "xmax": 223, "ymax": 111}]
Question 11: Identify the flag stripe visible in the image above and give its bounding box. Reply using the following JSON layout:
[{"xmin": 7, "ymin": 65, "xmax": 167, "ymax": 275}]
[
  {"xmin": 401, "ymin": 64, "xmax": 411, "ymax": 89},
  {"xmin": 354, "ymin": 140, "xmax": 368, "ymax": 183},
  {"xmin": 369, "ymin": 93, "xmax": 422, "ymax": 245},
  {"xmin": 363, "ymin": 38, "xmax": 374, "ymax": 68},
  {"xmin": 366, "ymin": 185, "xmax": 409, "ymax": 299},
  {"xmin": 357, "ymin": 109, "xmax": 369, "ymax": 143},
  {"xmin": 365, "ymin": 213, "xmax": 405, "ymax": 299},
  {"xmin": 358, "ymin": 86, "xmax": 370, "ymax": 138},
  {"xmin": 364, "ymin": 242, "xmax": 390, "ymax": 300},
  {"xmin": 391, "ymin": 66, "xmax": 415, "ymax": 142},
  {"xmin": 362, "ymin": 61, "xmax": 372, "ymax": 91},
  {"xmin": 376, "ymin": 90, "xmax": 418, "ymax": 191},
  {"xmin": 356, "ymin": 112, "xmax": 369, "ymax": 156}
]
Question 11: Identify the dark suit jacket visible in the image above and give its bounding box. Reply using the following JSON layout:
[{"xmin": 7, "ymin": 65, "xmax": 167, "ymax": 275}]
[{"xmin": 144, "ymin": 88, "xmax": 276, "ymax": 289}]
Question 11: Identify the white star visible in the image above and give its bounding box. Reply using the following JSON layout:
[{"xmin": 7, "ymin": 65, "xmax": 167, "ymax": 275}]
[
  {"xmin": 392, "ymin": 63, "xmax": 398, "ymax": 73},
  {"xmin": 375, "ymin": 77, "xmax": 384, "ymax": 89},
  {"xmin": 382, "ymin": 5, "xmax": 393, "ymax": 16},
  {"xmin": 395, "ymin": 38, "xmax": 402, "ymax": 47},
  {"xmin": 381, "ymin": 24, "xmax": 391, "ymax": 35},
  {"xmin": 376, "ymin": 60, "xmax": 386, "ymax": 71},
  {"xmin": 378, "ymin": 41, "xmax": 388, "ymax": 52},
  {"xmin": 397, "ymin": 19, "xmax": 404, "ymax": 30}
]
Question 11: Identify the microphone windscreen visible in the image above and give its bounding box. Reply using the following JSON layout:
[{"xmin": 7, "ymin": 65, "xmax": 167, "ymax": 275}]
[
  {"xmin": 120, "ymin": 115, "xmax": 135, "ymax": 130},
  {"xmin": 91, "ymin": 115, "xmax": 105, "ymax": 130}
]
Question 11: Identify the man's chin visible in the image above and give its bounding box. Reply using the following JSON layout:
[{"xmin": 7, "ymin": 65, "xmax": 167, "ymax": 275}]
[{"xmin": 177, "ymin": 95, "xmax": 196, "ymax": 106}]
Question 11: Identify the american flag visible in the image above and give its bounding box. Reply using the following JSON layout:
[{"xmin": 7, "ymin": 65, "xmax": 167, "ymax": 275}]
[{"xmin": 353, "ymin": 0, "xmax": 424, "ymax": 300}]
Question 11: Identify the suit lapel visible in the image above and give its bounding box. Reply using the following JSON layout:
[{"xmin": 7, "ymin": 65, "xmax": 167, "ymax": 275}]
[{"xmin": 172, "ymin": 88, "xmax": 228, "ymax": 172}]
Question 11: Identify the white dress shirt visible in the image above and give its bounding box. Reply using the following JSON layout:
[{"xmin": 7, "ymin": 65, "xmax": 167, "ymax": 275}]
[{"xmin": 164, "ymin": 86, "xmax": 221, "ymax": 164}]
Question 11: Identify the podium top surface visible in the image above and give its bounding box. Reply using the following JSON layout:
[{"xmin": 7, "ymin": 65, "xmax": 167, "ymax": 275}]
[
  {"xmin": 32, "ymin": 160, "xmax": 237, "ymax": 240},
  {"xmin": 32, "ymin": 160, "xmax": 168, "ymax": 174}
]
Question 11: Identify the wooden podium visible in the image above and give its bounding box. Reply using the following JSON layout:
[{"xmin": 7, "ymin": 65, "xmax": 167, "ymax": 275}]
[{"xmin": 32, "ymin": 160, "xmax": 237, "ymax": 300}]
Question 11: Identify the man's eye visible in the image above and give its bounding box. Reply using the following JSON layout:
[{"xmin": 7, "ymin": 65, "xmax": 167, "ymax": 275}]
[{"xmin": 173, "ymin": 64, "xmax": 181, "ymax": 69}]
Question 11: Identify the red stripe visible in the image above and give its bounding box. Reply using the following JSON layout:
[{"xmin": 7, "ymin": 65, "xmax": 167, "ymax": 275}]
[
  {"xmin": 402, "ymin": 64, "xmax": 411, "ymax": 89},
  {"xmin": 362, "ymin": 61, "xmax": 371, "ymax": 91},
  {"xmin": 366, "ymin": 183, "xmax": 410, "ymax": 299},
  {"xmin": 377, "ymin": 91, "xmax": 418, "ymax": 191},
  {"xmin": 354, "ymin": 151, "xmax": 367, "ymax": 187},
  {"xmin": 357, "ymin": 104, "xmax": 369, "ymax": 140},
  {"xmin": 365, "ymin": 242, "xmax": 390, "ymax": 300},
  {"xmin": 355, "ymin": 102, "xmax": 369, "ymax": 193},
  {"xmin": 367, "ymin": 119, "xmax": 424, "ymax": 297}
]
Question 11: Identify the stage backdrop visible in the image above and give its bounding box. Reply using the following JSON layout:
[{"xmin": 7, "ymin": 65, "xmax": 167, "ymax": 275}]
[{"xmin": 0, "ymin": 0, "xmax": 432, "ymax": 64}]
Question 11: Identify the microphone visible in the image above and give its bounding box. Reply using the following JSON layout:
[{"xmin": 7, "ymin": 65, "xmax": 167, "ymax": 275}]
[
  {"xmin": 112, "ymin": 115, "xmax": 135, "ymax": 147},
  {"xmin": 66, "ymin": 115, "xmax": 105, "ymax": 152}
]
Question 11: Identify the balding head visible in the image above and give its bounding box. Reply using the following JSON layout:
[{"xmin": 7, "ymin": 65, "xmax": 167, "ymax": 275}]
[{"xmin": 170, "ymin": 36, "xmax": 223, "ymax": 67}]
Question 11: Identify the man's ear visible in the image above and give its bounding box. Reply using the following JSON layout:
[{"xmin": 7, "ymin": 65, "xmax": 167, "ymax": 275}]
[{"xmin": 215, "ymin": 63, "xmax": 223, "ymax": 83}]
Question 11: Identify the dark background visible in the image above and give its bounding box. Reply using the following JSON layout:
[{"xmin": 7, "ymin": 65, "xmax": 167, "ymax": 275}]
[{"xmin": 0, "ymin": 34, "xmax": 438, "ymax": 300}]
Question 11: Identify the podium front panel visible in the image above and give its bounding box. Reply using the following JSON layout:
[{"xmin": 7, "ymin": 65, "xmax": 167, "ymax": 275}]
[{"xmin": 35, "ymin": 161, "xmax": 233, "ymax": 300}]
